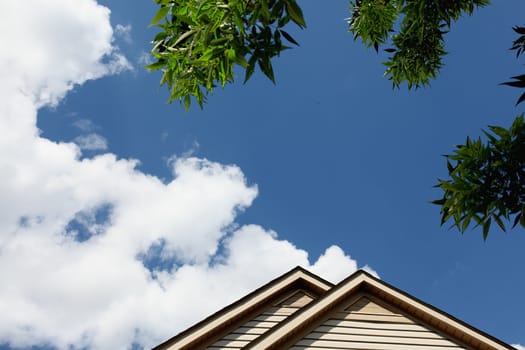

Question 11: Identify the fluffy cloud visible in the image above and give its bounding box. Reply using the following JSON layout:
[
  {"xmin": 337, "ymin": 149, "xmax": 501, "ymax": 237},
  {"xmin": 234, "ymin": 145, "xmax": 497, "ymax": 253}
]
[
  {"xmin": 74, "ymin": 133, "xmax": 108, "ymax": 151},
  {"xmin": 513, "ymin": 345, "xmax": 525, "ymax": 350},
  {"xmin": 0, "ymin": 0, "xmax": 130, "ymax": 108},
  {"xmin": 0, "ymin": 1, "xmax": 372, "ymax": 349}
]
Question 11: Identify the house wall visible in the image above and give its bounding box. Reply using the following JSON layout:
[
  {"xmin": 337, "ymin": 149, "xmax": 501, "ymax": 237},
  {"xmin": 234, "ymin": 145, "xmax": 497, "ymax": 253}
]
[
  {"xmin": 289, "ymin": 295, "xmax": 468, "ymax": 350},
  {"xmin": 207, "ymin": 290, "xmax": 315, "ymax": 349}
]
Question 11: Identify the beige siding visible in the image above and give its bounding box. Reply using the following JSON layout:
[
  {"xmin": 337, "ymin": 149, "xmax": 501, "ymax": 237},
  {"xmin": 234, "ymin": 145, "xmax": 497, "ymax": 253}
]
[
  {"xmin": 206, "ymin": 291, "xmax": 314, "ymax": 349},
  {"xmin": 289, "ymin": 297, "xmax": 467, "ymax": 350},
  {"xmin": 158, "ymin": 269, "xmax": 513, "ymax": 350}
]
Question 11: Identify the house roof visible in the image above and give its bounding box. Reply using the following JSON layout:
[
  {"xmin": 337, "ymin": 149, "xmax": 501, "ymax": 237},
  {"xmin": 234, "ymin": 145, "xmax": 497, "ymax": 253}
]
[
  {"xmin": 153, "ymin": 266, "xmax": 333, "ymax": 350},
  {"xmin": 154, "ymin": 267, "xmax": 515, "ymax": 350}
]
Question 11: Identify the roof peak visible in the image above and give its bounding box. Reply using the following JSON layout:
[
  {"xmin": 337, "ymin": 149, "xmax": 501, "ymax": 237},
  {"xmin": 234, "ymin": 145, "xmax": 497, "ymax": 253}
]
[{"xmin": 154, "ymin": 267, "xmax": 514, "ymax": 350}]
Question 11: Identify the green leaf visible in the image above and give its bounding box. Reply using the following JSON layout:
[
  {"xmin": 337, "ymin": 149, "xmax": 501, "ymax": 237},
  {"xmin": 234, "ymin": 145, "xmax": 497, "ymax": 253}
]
[
  {"xmin": 258, "ymin": 56, "xmax": 275, "ymax": 83},
  {"xmin": 493, "ymin": 214, "xmax": 506, "ymax": 232},
  {"xmin": 482, "ymin": 218, "xmax": 491, "ymax": 240},
  {"xmin": 512, "ymin": 212, "xmax": 521, "ymax": 228},
  {"xmin": 232, "ymin": 9, "xmax": 245, "ymax": 33},
  {"xmin": 183, "ymin": 95, "xmax": 191, "ymax": 111},
  {"xmin": 234, "ymin": 53, "xmax": 249, "ymax": 68},
  {"xmin": 516, "ymin": 92, "xmax": 525, "ymax": 106},
  {"xmin": 501, "ymin": 80, "xmax": 525, "ymax": 88},
  {"xmin": 145, "ymin": 61, "xmax": 167, "ymax": 71},
  {"xmin": 446, "ymin": 160, "xmax": 454, "ymax": 173},
  {"xmin": 201, "ymin": 48, "xmax": 223, "ymax": 61},
  {"xmin": 488, "ymin": 125, "xmax": 508, "ymax": 138},
  {"xmin": 431, "ymin": 198, "xmax": 445, "ymax": 205},
  {"xmin": 244, "ymin": 53, "xmax": 258, "ymax": 83},
  {"xmin": 514, "ymin": 26, "xmax": 525, "ymax": 35},
  {"xmin": 461, "ymin": 215, "xmax": 471, "ymax": 232},
  {"xmin": 149, "ymin": 6, "xmax": 170, "ymax": 27},
  {"xmin": 153, "ymin": 31, "xmax": 168, "ymax": 42},
  {"xmin": 284, "ymin": 0, "xmax": 306, "ymax": 28},
  {"xmin": 226, "ymin": 48, "xmax": 236, "ymax": 60},
  {"xmin": 280, "ymin": 30, "xmax": 300, "ymax": 46},
  {"xmin": 173, "ymin": 29, "xmax": 198, "ymax": 47}
]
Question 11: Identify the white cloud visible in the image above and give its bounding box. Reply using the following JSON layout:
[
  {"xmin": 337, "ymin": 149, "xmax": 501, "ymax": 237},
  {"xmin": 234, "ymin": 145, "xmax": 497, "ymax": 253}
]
[
  {"xmin": 513, "ymin": 345, "xmax": 525, "ymax": 350},
  {"xmin": 0, "ymin": 1, "xmax": 374, "ymax": 350},
  {"xmin": 74, "ymin": 133, "xmax": 108, "ymax": 151},
  {"xmin": 114, "ymin": 24, "xmax": 132, "ymax": 44},
  {"xmin": 138, "ymin": 51, "xmax": 154, "ymax": 66},
  {"xmin": 73, "ymin": 119, "xmax": 97, "ymax": 132},
  {"xmin": 0, "ymin": 0, "xmax": 131, "ymax": 108},
  {"xmin": 310, "ymin": 245, "xmax": 357, "ymax": 282}
]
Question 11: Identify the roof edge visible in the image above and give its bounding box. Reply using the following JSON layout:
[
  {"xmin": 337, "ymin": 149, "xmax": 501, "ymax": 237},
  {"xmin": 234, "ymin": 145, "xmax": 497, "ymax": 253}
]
[
  {"xmin": 362, "ymin": 272, "xmax": 516, "ymax": 350},
  {"xmin": 153, "ymin": 266, "xmax": 333, "ymax": 350},
  {"xmin": 249, "ymin": 269, "xmax": 514, "ymax": 350}
]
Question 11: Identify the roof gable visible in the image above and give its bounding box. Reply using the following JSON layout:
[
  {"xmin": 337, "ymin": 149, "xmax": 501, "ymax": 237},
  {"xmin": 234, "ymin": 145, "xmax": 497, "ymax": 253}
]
[
  {"xmin": 249, "ymin": 270, "xmax": 514, "ymax": 350},
  {"xmin": 207, "ymin": 289, "xmax": 316, "ymax": 349},
  {"xmin": 286, "ymin": 295, "xmax": 468, "ymax": 349},
  {"xmin": 153, "ymin": 267, "xmax": 333, "ymax": 350},
  {"xmin": 154, "ymin": 268, "xmax": 514, "ymax": 350}
]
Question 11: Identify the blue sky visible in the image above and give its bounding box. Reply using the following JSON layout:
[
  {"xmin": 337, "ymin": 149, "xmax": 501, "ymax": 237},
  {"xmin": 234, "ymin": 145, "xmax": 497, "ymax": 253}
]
[{"xmin": 1, "ymin": 0, "xmax": 524, "ymax": 349}]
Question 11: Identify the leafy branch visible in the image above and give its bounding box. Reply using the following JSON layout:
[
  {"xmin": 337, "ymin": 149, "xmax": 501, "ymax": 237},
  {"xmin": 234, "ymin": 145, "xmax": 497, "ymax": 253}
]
[
  {"xmin": 501, "ymin": 25, "xmax": 525, "ymax": 105},
  {"xmin": 432, "ymin": 116, "xmax": 525, "ymax": 239},
  {"xmin": 347, "ymin": 0, "xmax": 490, "ymax": 89},
  {"xmin": 147, "ymin": 0, "xmax": 305, "ymax": 109},
  {"xmin": 432, "ymin": 25, "xmax": 525, "ymax": 239}
]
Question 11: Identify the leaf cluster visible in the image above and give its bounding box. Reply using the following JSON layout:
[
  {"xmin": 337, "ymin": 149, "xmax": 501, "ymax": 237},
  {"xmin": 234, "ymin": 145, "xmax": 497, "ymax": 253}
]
[
  {"xmin": 347, "ymin": 0, "xmax": 489, "ymax": 88},
  {"xmin": 147, "ymin": 0, "xmax": 305, "ymax": 109},
  {"xmin": 432, "ymin": 115, "xmax": 525, "ymax": 239},
  {"xmin": 501, "ymin": 26, "xmax": 525, "ymax": 106}
]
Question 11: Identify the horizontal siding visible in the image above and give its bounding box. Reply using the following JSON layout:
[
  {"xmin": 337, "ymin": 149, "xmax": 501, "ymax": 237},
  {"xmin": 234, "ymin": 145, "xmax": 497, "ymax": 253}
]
[
  {"xmin": 210, "ymin": 339, "xmax": 251, "ymax": 348},
  {"xmin": 289, "ymin": 297, "xmax": 466, "ymax": 350},
  {"xmin": 284, "ymin": 293, "xmax": 314, "ymax": 307},
  {"xmin": 314, "ymin": 325, "xmax": 443, "ymax": 339},
  {"xmin": 346, "ymin": 297, "xmax": 394, "ymax": 315},
  {"xmin": 242, "ymin": 320, "xmax": 280, "ymax": 329},
  {"xmin": 322, "ymin": 319, "xmax": 430, "ymax": 331},
  {"xmin": 253, "ymin": 314, "xmax": 288, "ymax": 322},
  {"xmin": 331, "ymin": 311, "xmax": 415, "ymax": 324},
  {"xmin": 304, "ymin": 332, "xmax": 459, "ymax": 346},
  {"xmin": 264, "ymin": 306, "xmax": 302, "ymax": 315},
  {"xmin": 290, "ymin": 339, "xmax": 463, "ymax": 350},
  {"xmin": 231, "ymin": 327, "xmax": 267, "ymax": 335},
  {"xmin": 206, "ymin": 291, "xmax": 313, "ymax": 349},
  {"xmin": 222, "ymin": 334, "xmax": 259, "ymax": 341}
]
